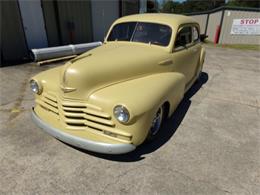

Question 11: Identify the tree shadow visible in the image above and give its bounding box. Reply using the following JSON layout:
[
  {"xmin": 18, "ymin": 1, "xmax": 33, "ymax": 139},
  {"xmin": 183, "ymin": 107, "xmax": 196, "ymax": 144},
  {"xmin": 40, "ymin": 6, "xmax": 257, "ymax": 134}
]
[{"xmin": 68, "ymin": 72, "xmax": 208, "ymax": 162}]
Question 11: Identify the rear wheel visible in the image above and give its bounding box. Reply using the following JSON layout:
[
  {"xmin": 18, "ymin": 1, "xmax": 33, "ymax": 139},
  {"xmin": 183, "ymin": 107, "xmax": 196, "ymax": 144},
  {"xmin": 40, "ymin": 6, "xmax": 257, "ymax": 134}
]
[{"xmin": 146, "ymin": 105, "xmax": 165, "ymax": 141}]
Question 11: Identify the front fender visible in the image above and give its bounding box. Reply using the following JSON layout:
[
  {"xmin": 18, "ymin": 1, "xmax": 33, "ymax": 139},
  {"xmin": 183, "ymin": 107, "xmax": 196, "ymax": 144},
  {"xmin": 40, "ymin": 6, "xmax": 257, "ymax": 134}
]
[
  {"xmin": 90, "ymin": 72, "xmax": 185, "ymax": 118},
  {"xmin": 88, "ymin": 73, "xmax": 185, "ymax": 144},
  {"xmin": 89, "ymin": 72, "xmax": 185, "ymax": 130},
  {"xmin": 31, "ymin": 66, "xmax": 62, "ymax": 93},
  {"xmin": 89, "ymin": 72, "xmax": 185, "ymax": 118}
]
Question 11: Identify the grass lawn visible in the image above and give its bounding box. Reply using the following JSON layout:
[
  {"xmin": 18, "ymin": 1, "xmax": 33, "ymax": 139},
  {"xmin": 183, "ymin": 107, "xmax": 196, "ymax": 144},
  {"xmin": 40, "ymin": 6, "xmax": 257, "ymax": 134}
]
[{"xmin": 203, "ymin": 40, "xmax": 260, "ymax": 51}]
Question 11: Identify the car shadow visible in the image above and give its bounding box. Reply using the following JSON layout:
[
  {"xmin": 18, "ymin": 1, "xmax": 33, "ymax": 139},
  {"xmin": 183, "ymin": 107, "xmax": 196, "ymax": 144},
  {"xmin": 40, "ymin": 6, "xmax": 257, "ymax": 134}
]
[{"xmin": 67, "ymin": 72, "xmax": 208, "ymax": 162}]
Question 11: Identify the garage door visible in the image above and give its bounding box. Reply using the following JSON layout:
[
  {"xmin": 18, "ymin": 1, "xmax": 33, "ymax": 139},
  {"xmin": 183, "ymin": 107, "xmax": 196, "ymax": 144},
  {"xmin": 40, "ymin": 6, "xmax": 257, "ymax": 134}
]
[{"xmin": 1, "ymin": 1, "xmax": 29, "ymax": 66}]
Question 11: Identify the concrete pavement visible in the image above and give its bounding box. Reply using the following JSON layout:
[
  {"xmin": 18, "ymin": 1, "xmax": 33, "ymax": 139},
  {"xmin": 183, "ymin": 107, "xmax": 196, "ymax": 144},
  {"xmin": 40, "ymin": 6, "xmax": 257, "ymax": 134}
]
[{"xmin": 0, "ymin": 46, "xmax": 259, "ymax": 194}]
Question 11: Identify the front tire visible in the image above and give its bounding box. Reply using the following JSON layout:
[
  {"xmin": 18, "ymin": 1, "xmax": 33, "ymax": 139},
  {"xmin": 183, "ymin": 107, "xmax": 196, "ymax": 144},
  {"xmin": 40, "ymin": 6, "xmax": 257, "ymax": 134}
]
[
  {"xmin": 196, "ymin": 71, "xmax": 202, "ymax": 83},
  {"xmin": 146, "ymin": 105, "xmax": 165, "ymax": 141}
]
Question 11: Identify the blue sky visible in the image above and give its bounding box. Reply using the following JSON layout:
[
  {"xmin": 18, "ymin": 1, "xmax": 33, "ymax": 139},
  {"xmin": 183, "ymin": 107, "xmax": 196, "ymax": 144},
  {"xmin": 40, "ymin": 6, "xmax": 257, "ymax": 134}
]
[
  {"xmin": 174, "ymin": 0, "xmax": 186, "ymax": 2},
  {"xmin": 158, "ymin": 0, "xmax": 187, "ymax": 4}
]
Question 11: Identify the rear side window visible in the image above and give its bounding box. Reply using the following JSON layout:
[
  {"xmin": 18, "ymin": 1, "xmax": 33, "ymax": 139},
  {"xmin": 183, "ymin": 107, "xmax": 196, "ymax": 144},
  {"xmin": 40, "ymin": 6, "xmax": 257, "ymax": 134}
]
[
  {"xmin": 192, "ymin": 26, "xmax": 199, "ymax": 42},
  {"xmin": 174, "ymin": 26, "xmax": 192, "ymax": 48}
]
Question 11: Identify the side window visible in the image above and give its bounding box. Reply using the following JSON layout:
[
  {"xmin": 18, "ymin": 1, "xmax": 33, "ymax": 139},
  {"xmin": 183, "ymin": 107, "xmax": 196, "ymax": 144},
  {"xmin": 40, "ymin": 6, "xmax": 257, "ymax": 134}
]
[
  {"xmin": 174, "ymin": 26, "xmax": 192, "ymax": 49},
  {"xmin": 192, "ymin": 26, "xmax": 199, "ymax": 42}
]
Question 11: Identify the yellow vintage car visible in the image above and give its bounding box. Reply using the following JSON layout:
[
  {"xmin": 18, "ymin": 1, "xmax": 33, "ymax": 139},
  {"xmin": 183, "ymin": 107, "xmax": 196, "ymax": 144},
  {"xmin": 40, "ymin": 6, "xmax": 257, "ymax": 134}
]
[{"xmin": 30, "ymin": 14, "xmax": 205, "ymax": 154}]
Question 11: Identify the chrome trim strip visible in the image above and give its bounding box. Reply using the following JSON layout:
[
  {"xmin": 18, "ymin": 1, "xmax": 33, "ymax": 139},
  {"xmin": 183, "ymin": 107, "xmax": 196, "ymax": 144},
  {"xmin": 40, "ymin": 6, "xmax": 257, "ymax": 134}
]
[{"xmin": 31, "ymin": 109, "xmax": 136, "ymax": 154}]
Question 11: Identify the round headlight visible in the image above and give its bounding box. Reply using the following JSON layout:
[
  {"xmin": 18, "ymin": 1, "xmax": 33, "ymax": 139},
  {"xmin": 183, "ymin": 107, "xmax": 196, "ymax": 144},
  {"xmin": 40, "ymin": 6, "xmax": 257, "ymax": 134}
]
[
  {"xmin": 30, "ymin": 80, "xmax": 42, "ymax": 94},
  {"xmin": 113, "ymin": 105, "xmax": 130, "ymax": 123}
]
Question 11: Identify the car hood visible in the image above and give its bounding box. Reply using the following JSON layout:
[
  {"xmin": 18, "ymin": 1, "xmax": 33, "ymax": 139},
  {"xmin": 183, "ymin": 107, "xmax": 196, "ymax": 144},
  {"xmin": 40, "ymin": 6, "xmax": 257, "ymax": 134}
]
[{"xmin": 60, "ymin": 42, "xmax": 169, "ymax": 100}]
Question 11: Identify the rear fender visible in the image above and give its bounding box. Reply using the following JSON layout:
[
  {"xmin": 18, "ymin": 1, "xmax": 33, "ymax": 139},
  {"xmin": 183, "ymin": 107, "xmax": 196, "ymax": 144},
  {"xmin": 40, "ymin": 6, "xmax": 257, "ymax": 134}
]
[{"xmin": 199, "ymin": 47, "xmax": 206, "ymax": 72}]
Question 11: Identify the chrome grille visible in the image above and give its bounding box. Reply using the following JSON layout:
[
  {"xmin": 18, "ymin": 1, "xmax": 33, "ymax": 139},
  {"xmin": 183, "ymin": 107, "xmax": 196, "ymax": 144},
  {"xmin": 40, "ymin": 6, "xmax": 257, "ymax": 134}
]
[
  {"xmin": 36, "ymin": 92, "xmax": 132, "ymax": 142},
  {"xmin": 62, "ymin": 102, "xmax": 115, "ymax": 127},
  {"xmin": 36, "ymin": 92, "xmax": 59, "ymax": 115}
]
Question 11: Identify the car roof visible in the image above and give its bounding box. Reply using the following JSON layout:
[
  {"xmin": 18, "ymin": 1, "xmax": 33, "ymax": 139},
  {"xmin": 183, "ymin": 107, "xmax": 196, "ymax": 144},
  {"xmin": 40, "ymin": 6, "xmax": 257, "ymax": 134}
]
[{"xmin": 114, "ymin": 13, "xmax": 198, "ymax": 29}]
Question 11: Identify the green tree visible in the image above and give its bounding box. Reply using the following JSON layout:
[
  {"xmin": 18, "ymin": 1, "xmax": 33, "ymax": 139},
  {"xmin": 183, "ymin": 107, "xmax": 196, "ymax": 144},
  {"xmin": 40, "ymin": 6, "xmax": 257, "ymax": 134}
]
[
  {"xmin": 226, "ymin": 0, "xmax": 260, "ymax": 8},
  {"xmin": 161, "ymin": 1, "xmax": 175, "ymax": 13},
  {"xmin": 160, "ymin": 0, "xmax": 226, "ymax": 14}
]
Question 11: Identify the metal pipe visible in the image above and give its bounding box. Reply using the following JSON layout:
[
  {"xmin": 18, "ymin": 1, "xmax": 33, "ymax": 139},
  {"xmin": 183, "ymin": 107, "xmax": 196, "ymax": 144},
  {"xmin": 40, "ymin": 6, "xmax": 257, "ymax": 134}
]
[{"xmin": 31, "ymin": 42, "xmax": 102, "ymax": 62}]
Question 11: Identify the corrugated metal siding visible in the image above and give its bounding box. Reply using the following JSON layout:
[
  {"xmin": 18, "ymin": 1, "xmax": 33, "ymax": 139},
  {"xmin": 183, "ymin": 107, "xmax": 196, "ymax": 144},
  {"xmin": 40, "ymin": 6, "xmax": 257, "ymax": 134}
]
[
  {"xmin": 121, "ymin": 0, "xmax": 139, "ymax": 16},
  {"xmin": 41, "ymin": 0, "xmax": 60, "ymax": 46},
  {"xmin": 207, "ymin": 11, "xmax": 222, "ymax": 41},
  {"xmin": 1, "ymin": 0, "xmax": 29, "ymax": 66},
  {"xmin": 191, "ymin": 14, "xmax": 208, "ymax": 34},
  {"xmin": 91, "ymin": 0, "xmax": 119, "ymax": 41},
  {"xmin": 18, "ymin": 0, "xmax": 48, "ymax": 49},
  {"xmin": 57, "ymin": 0, "xmax": 93, "ymax": 44},
  {"xmin": 219, "ymin": 10, "xmax": 260, "ymax": 44}
]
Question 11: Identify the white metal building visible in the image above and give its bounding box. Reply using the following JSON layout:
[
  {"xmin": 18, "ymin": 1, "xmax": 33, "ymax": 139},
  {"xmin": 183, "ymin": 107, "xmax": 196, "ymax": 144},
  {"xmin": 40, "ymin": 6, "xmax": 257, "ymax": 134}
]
[{"xmin": 1, "ymin": 0, "xmax": 148, "ymax": 66}]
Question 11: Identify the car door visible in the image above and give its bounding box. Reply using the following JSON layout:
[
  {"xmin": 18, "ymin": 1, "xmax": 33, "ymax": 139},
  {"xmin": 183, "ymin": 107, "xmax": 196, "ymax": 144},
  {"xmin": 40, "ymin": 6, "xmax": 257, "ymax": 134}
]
[
  {"xmin": 171, "ymin": 25, "xmax": 200, "ymax": 87},
  {"xmin": 191, "ymin": 25, "xmax": 202, "ymax": 78}
]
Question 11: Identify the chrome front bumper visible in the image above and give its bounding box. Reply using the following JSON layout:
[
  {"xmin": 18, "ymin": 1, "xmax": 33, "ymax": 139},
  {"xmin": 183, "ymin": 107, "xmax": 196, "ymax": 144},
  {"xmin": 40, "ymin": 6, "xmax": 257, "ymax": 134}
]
[{"xmin": 31, "ymin": 109, "xmax": 136, "ymax": 154}]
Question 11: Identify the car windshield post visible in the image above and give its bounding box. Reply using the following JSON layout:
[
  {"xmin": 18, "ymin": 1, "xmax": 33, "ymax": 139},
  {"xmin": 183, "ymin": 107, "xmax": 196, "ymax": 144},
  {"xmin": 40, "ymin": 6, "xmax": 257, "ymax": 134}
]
[{"xmin": 130, "ymin": 22, "xmax": 138, "ymax": 42}]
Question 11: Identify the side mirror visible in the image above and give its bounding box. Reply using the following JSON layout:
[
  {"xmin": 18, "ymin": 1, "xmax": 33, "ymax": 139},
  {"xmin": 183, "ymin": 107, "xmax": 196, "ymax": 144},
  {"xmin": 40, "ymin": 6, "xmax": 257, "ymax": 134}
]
[{"xmin": 200, "ymin": 34, "xmax": 208, "ymax": 42}]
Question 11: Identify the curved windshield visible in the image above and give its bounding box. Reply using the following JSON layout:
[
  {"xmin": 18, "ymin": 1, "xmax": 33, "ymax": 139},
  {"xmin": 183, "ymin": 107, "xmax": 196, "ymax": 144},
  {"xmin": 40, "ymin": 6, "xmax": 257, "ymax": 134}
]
[{"xmin": 107, "ymin": 22, "xmax": 172, "ymax": 46}]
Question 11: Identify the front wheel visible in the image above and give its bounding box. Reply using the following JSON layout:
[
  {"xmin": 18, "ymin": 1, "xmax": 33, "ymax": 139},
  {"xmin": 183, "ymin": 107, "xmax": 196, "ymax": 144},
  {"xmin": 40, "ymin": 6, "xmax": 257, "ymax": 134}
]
[
  {"xmin": 197, "ymin": 71, "xmax": 202, "ymax": 82},
  {"xmin": 146, "ymin": 105, "xmax": 165, "ymax": 141}
]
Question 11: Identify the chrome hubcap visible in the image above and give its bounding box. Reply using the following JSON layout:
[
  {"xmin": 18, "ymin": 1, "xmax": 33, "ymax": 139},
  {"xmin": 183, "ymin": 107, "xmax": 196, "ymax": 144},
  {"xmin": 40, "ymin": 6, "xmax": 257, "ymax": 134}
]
[{"xmin": 150, "ymin": 107, "xmax": 163, "ymax": 136}]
